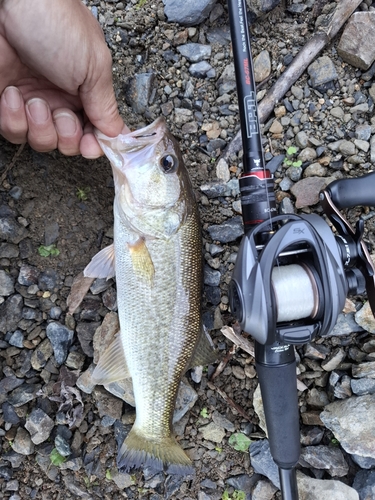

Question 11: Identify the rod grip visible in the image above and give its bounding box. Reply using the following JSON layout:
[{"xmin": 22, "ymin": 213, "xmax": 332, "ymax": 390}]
[
  {"xmin": 256, "ymin": 353, "xmax": 301, "ymax": 468},
  {"xmin": 326, "ymin": 172, "xmax": 375, "ymax": 209}
]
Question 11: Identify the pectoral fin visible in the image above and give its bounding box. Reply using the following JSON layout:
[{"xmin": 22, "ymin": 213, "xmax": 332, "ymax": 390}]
[
  {"xmin": 188, "ymin": 328, "xmax": 218, "ymax": 369},
  {"xmin": 92, "ymin": 333, "xmax": 130, "ymax": 384},
  {"xmin": 128, "ymin": 238, "xmax": 154, "ymax": 284},
  {"xmin": 84, "ymin": 244, "xmax": 116, "ymax": 279}
]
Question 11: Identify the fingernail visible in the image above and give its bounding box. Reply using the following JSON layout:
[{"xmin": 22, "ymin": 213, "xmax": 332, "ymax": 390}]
[
  {"xmin": 3, "ymin": 86, "xmax": 22, "ymax": 110},
  {"xmin": 26, "ymin": 98, "xmax": 50, "ymax": 124},
  {"xmin": 54, "ymin": 112, "xmax": 78, "ymax": 137}
]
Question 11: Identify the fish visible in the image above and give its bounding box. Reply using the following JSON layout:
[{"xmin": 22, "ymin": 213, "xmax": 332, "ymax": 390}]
[{"xmin": 84, "ymin": 117, "xmax": 216, "ymax": 475}]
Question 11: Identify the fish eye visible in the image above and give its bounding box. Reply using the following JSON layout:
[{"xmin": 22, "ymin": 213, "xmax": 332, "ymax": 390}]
[{"xmin": 160, "ymin": 154, "xmax": 178, "ymax": 173}]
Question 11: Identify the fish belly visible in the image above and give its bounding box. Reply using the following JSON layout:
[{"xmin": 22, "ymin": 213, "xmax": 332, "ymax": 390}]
[{"xmin": 115, "ymin": 208, "xmax": 201, "ymax": 473}]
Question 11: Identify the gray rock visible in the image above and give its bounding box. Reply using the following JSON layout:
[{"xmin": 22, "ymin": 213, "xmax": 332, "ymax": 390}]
[
  {"xmin": 254, "ymin": 50, "xmax": 271, "ymax": 82},
  {"xmin": 338, "ymin": 12, "xmax": 375, "ymax": 70},
  {"xmin": 25, "ymin": 408, "xmax": 54, "ymax": 444},
  {"xmin": 199, "ymin": 421, "xmax": 225, "ymax": 443},
  {"xmin": 0, "ymin": 270, "xmax": 15, "ymax": 296},
  {"xmin": 207, "ymin": 216, "xmax": 244, "ymax": 243},
  {"xmin": 46, "ymin": 322, "xmax": 74, "ymax": 365},
  {"xmin": 321, "ymin": 348, "xmax": 346, "ymax": 372},
  {"xmin": 247, "ymin": 0, "xmax": 282, "ymax": 19},
  {"xmin": 38, "ymin": 268, "xmax": 60, "ymax": 291},
  {"xmin": 249, "ymin": 440, "xmax": 280, "ymax": 489},
  {"xmin": 324, "ymin": 312, "xmax": 364, "ymax": 337},
  {"xmin": 173, "ymin": 379, "xmax": 198, "ymax": 423},
  {"xmin": 76, "ymin": 321, "xmax": 101, "ymax": 358},
  {"xmin": 189, "ymin": 61, "xmax": 214, "ymax": 78},
  {"xmin": 55, "ymin": 434, "xmax": 71, "ymax": 457},
  {"xmin": 90, "ymin": 277, "xmax": 113, "ymax": 295},
  {"xmin": 295, "ymin": 131, "xmax": 309, "ymax": 148},
  {"xmin": 12, "ymin": 427, "xmax": 34, "ymax": 456},
  {"xmin": 252, "ymin": 479, "xmax": 277, "ymax": 500},
  {"xmin": 0, "ymin": 376, "xmax": 24, "ymax": 395},
  {"xmin": 355, "ymin": 124, "xmax": 372, "ymax": 141},
  {"xmin": 308, "ymin": 56, "xmax": 338, "ymax": 88},
  {"xmin": 125, "ymin": 73, "xmax": 156, "ymax": 114},
  {"xmin": 17, "ymin": 264, "xmax": 39, "ymax": 286},
  {"xmin": 163, "ymin": 0, "xmax": 217, "ymax": 26},
  {"xmin": 352, "ymin": 453, "xmax": 375, "ymax": 469},
  {"xmin": 44, "ymin": 221, "xmax": 59, "ymax": 246},
  {"xmin": 299, "ymin": 445, "xmax": 348, "ymax": 477},
  {"xmin": 31, "ymin": 338, "xmax": 53, "ymax": 370},
  {"xmin": 0, "ymin": 215, "xmax": 28, "ymax": 244},
  {"xmin": 0, "ymin": 242, "xmax": 19, "ymax": 258},
  {"xmin": 352, "ymin": 361, "xmax": 375, "ymax": 379},
  {"xmin": 2, "ymin": 402, "xmax": 21, "ymax": 424},
  {"xmin": 177, "ymin": 43, "xmax": 211, "ymax": 62},
  {"xmin": 355, "ymin": 301, "xmax": 375, "ymax": 333},
  {"xmin": 8, "ymin": 330, "xmax": 24, "ymax": 348},
  {"xmin": 212, "ymin": 410, "xmax": 235, "ymax": 432},
  {"xmin": 351, "ymin": 378, "xmax": 375, "ymax": 396},
  {"xmin": 0, "ymin": 294, "xmax": 23, "ymax": 333},
  {"xmin": 92, "ymin": 386, "xmax": 123, "ymax": 420},
  {"xmin": 290, "ymin": 177, "xmax": 335, "ymax": 209},
  {"xmin": 8, "ymin": 384, "xmax": 40, "ymax": 407},
  {"xmin": 320, "ymin": 394, "xmax": 375, "ymax": 459},
  {"xmin": 296, "ymin": 471, "xmax": 359, "ymax": 500},
  {"xmin": 204, "ymin": 266, "xmax": 221, "ymax": 286},
  {"xmin": 352, "ymin": 469, "xmax": 375, "ymax": 499}
]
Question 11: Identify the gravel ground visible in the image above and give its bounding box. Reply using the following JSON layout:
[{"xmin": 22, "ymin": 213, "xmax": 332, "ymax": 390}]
[{"xmin": 1, "ymin": 1, "xmax": 375, "ymax": 499}]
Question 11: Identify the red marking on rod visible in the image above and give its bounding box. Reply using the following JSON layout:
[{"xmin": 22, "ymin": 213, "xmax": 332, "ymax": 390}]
[{"xmin": 243, "ymin": 58, "xmax": 250, "ymax": 85}]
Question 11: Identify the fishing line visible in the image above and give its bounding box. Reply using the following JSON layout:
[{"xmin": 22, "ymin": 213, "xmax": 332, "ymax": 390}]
[{"xmin": 271, "ymin": 263, "xmax": 319, "ymax": 322}]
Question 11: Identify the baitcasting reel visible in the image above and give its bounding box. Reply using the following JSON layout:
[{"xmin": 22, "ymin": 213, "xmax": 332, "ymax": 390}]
[{"xmin": 229, "ymin": 173, "xmax": 375, "ymax": 347}]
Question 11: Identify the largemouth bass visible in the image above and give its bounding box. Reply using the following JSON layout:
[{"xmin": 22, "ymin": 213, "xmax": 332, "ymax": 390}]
[{"xmin": 84, "ymin": 118, "xmax": 215, "ymax": 475}]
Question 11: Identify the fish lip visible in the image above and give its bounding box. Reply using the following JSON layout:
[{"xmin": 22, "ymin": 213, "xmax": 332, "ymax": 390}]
[{"xmin": 94, "ymin": 117, "xmax": 168, "ymax": 150}]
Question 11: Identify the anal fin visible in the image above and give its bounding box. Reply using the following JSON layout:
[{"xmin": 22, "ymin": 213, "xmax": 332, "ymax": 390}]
[{"xmin": 92, "ymin": 333, "xmax": 130, "ymax": 384}]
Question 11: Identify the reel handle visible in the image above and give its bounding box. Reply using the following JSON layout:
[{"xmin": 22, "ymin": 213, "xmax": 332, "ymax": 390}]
[{"xmin": 326, "ymin": 171, "xmax": 375, "ymax": 209}]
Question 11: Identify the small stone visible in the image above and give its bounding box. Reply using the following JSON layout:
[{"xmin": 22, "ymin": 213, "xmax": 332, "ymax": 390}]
[
  {"xmin": 55, "ymin": 434, "xmax": 71, "ymax": 457},
  {"xmin": 93, "ymin": 386, "xmax": 123, "ymax": 420},
  {"xmin": 216, "ymin": 158, "xmax": 230, "ymax": 182},
  {"xmin": 177, "ymin": 43, "xmax": 211, "ymax": 62},
  {"xmin": 18, "ymin": 264, "xmax": 39, "ymax": 286},
  {"xmin": 207, "ymin": 216, "xmax": 244, "ymax": 243},
  {"xmin": 338, "ymin": 12, "xmax": 375, "ymax": 70},
  {"xmin": 250, "ymin": 440, "xmax": 280, "ymax": 489},
  {"xmin": 46, "ymin": 322, "xmax": 74, "ymax": 365},
  {"xmin": 189, "ymin": 61, "xmax": 213, "ymax": 78},
  {"xmin": 12, "ymin": 427, "xmax": 34, "ymax": 456},
  {"xmin": 0, "ymin": 270, "xmax": 15, "ymax": 296},
  {"xmin": 355, "ymin": 301, "xmax": 375, "ymax": 333},
  {"xmin": 44, "ymin": 221, "xmax": 59, "ymax": 246},
  {"xmin": 25, "ymin": 408, "xmax": 54, "ymax": 444},
  {"xmin": 200, "ymin": 421, "xmax": 225, "ymax": 444},
  {"xmin": 269, "ymin": 119, "xmax": 283, "ymax": 134},
  {"xmin": 254, "ymin": 50, "xmax": 271, "ymax": 82},
  {"xmin": 308, "ymin": 56, "xmax": 338, "ymax": 88},
  {"xmin": 31, "ymin": 338, "xmax": 53, "ymax": 370},
  {"xmin": 321, "ymin": 348, "xmax": 346, "ymax": 372}
]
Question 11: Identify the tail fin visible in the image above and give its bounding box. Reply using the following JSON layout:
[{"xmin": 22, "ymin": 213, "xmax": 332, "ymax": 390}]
[{"xmin": 117, "ymin": 428, "xmax": 194, "ymax": 476}]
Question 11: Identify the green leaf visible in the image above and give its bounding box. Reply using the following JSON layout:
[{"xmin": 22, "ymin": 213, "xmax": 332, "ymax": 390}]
[
  {"xmin": 50, "ymin": 448, "xmax": 67, "ymax": 466},
  {"xmin": 38, "ymin": 244, "xmax": 60, "ymax": 257},
  {"xmin": 233, "ymin": 491, "xmax": 246, "ymax": 500},
  {"xmin": 222, "ymin": 491, "xmax": 230, "ymax": 500},
  {"xmin": 200, "ymin": 407, "xmax": 209, "ymax": 418},
  {"xmin": 106, "ymin": 469, "xmax": 113, "ymax": 480},
  {"xmin": 287, "ymin": 146, "xmax": 297, "ymax": 155},
  {"xmin": 292, "ymin": 160, "xmax": 302, "ymax": 168},
  {"xmin": 228, "ymin": 433, "xmax": 252, "ymax": 452}
]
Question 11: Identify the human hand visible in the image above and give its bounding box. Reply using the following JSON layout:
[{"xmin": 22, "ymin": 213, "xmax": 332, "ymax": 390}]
[{"xmin": 0, "ymin": 0, "xmax": 129, "ymax": 158}]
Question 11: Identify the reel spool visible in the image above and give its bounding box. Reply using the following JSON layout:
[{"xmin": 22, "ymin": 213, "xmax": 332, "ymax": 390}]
[
  {"xmin": 229, "ymin": 213, "xmax": 348, "ymax": 345},
  {"xmin": 271, "ymin": 263, "xmax": 321, "ymax": 323}
]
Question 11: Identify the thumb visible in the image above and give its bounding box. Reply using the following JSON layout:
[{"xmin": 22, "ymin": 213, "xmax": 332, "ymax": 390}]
[{"xmin": 79, "ymin": 53, "xmax": 127, "ymax": 137}]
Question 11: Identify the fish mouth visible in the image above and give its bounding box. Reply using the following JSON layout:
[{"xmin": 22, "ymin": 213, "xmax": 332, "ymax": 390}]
[{"xmin": 95, "ymin": 117, "xmax": 168, "ymax": 153}]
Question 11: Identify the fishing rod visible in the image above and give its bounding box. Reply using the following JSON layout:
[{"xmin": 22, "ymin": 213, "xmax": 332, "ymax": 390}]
[{"xmin": 227, "ymin": 1, "xmax": 375, "ymax": 499}]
